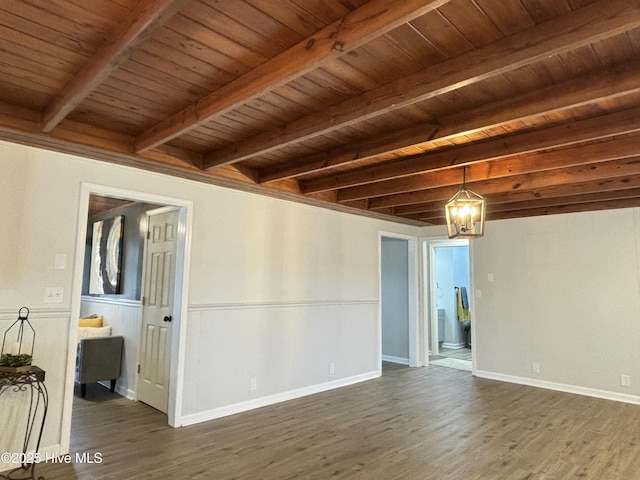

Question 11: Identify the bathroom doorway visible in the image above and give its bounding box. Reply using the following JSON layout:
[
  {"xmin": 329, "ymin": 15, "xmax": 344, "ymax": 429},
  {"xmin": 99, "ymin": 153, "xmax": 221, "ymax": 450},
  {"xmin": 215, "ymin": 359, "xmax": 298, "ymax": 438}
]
[{"xmin": 426, "ymin": 239, "xmax": 472, "ymax": 372}]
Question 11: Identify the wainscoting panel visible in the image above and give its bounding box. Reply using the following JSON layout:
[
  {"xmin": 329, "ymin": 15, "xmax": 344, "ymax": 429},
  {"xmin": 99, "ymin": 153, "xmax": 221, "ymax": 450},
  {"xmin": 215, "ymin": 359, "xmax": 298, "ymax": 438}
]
[
  {"xmin": 181, "ymin": 300, "xmax": 379, "ymax": 421},
  {"xmin": 80, "ymin": 297, "xmax": 142, "ymax": 399},
  {"xmin": 0, "ymin": 307, "xmax": 70, "ymax": 471}
]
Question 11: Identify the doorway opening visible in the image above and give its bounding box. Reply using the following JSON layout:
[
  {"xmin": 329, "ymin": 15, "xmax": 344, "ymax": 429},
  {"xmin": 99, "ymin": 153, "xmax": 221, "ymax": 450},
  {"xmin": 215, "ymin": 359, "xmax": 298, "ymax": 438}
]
[
  {"xmin": 425, "ymin": 239, "xmax": 473, "ymax": 372},
  {"xmin": 61, "ymin": 183, "xmax": 192, "ymax": 453},
  {"xmin": 379, "ymin": 232, "xmax": 419, "ymax": 374}
]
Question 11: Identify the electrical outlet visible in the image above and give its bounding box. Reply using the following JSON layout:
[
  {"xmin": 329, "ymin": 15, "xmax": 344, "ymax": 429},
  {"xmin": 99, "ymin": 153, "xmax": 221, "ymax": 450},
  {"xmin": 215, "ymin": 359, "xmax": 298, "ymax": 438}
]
[
  {"xmin": 250, "ymin": 377, "xmax": 257, "ymax": 391},
  {"xmin": 44, "ymin": 287, "xmax": 64, "ymax": 304},
  {"xmin": 621, "ymin": 375, "xmax": 631, "ymax": 387},
  {"xmin": 532, "ymin": 363, "xmax": 540, "ymax": 375},
  {"xmin": 329, "ymin": 362, "xmax": 335, "ymax": 375}
]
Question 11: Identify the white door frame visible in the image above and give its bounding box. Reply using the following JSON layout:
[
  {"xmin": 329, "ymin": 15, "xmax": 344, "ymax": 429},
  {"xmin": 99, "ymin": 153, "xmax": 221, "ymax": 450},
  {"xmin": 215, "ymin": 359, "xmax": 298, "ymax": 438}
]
[
  {"xmin": 422, "ymin": 237, "xmax": 474, "ymax": 370},
  {"xmin": 378, "ymin": 231, "xmax": 421, "ymax": 369},
  {"xmin": 62, "ymin": 183, "xmax": 193, "ymax": 451}
]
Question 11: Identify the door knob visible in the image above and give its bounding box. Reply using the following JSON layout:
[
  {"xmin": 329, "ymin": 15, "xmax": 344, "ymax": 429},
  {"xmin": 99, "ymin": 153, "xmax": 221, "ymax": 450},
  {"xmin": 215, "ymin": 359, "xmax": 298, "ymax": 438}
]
[{"xmin": 163, "ymin": 315, "xmax": 172, "ymax": 322}]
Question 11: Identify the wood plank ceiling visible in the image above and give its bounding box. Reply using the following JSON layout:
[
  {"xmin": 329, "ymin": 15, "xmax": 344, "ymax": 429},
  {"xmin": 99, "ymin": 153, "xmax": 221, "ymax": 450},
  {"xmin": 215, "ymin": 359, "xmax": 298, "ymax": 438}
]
[{"xmin": 1, "ymin": 0, "xmax": 640, "ymax": 226}]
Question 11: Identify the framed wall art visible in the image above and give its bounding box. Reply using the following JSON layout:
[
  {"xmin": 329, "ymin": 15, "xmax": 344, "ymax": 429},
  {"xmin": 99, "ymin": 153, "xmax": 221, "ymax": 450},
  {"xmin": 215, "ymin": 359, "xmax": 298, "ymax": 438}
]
[{"xmin": 89, "ymin": 215, "xmax": 124, "ymax": 294}]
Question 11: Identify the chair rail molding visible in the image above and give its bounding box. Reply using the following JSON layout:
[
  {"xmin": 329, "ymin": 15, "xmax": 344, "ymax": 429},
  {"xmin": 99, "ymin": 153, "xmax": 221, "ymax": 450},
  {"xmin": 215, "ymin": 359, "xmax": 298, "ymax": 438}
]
[
  {"xmin": 0, "ymin": 307, "xmax": 71, "ymax": 321},
  {"xmin": 188, "ymin": 299, "xmax": 378, "ymax": 312}
]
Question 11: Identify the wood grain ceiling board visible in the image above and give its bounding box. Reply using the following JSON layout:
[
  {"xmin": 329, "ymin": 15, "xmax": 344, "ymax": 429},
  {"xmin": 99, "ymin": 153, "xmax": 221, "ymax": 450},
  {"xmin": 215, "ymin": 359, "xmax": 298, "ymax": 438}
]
[
  {"xmin": 204, "ymin": 0, "xmax": 638, "ymax": 169},
  {"xmin": 368, "ymin": 154, "xmax": 640, "ymax": 210},
  {"xmin": 135, "ymin": 0, "xmax": 452, "ymax": 152},
  {"xmin": 0, "ymin": 0, "xmax": 639, "ymax": 226},
  {"xmin": 88, "ymin": 195, "xmax": 136, "ymax": 217}
]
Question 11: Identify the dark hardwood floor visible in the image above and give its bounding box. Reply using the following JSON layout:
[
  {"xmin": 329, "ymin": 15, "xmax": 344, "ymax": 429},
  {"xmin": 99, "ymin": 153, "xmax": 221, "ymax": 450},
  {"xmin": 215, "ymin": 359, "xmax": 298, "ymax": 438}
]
[{"xmin": 35, "ymin": 366, "xmax": 640, "ymax": 479}]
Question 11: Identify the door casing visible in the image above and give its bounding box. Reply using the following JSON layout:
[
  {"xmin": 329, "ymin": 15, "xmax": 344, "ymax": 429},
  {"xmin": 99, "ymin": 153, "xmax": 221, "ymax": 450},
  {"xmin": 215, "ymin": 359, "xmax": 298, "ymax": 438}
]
[
  {"xmin": 423, "ymin": 237, "xmax": 475, "ymax": 370},
  {"xmin": 63, "ymin": 183, "xmax": 193, "ymax": 452},
  {"xmin": 378, "ymin": 231, "xmax": 420, "ymax": 370}
]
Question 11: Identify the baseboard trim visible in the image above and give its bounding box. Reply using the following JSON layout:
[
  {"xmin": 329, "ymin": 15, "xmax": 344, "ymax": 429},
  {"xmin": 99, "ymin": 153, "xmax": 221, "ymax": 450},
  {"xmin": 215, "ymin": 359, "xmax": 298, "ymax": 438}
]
[
  {"xmin": 178, "ymin": 371, "xmax": 380, "ymax": 427},
  {"xmin": 97, "ymin": 380, "xmax": 136, "ymax": 401},
  {"xmin": 475, "ymin": 370, "xmax": 640, "ymax": 405},
  {"xmin": 115, "ymin": 385, "xmax": 136, "ymax": 401},
  {"xmin": 441, "ymin": 342, "xmax": 465, "ymax": 349},
  {"xmin": 381, "ymin": 355, "xmax": 409, "ymax": 365}
]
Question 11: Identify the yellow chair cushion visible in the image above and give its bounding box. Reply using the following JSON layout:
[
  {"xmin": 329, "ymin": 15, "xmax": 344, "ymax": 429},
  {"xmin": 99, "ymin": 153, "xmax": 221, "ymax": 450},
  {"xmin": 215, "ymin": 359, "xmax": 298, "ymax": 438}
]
[{"xmin": 79, "ymin": 316, "xmax": 103, "ymax": 328}]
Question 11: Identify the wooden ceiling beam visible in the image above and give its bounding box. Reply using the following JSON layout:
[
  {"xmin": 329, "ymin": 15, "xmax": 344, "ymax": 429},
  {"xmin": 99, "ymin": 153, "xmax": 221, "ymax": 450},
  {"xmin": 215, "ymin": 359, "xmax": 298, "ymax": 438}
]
[
  {"xmin": 262, "ymin": 60, "xmax": 640, "ymax": 184},
  {"xmin": 1, "ymin": 100, "xmax": 213, "ymax": 173},
  {"xmin": 142, "ymin": 144, "xmax": 204, "ymax": 169},
  {"xmin": 258, "ymin": 123, "xmax": 440, "ymax": 183},
  {"xmin": 415, "ymin": 185, "xmax": 640, "ymax": 222},
  {"xmin": 486, "ymin": 175, "xmax": 640, "ymax": 208},
  {"xmin": 133, "ymin": 0, "xmax": 451, "ymax": 154},
  {"xmin": 338, "ymin": 135, "xmax": 640, "ymax": 202},
  {"xmin": 396, "ymin": 175, "xmax": 640, "ymax": 219},
  {"xmin": 304, "ymin": 106, "xmax": 640, "ymax": 196},
  {"xmin": 395, "ymin": 175, "xmax": 640, "ymax": 216},
  {"xmin": 230, "ymin": 164, "xmax": 260, "ymax": 184},
  {"xmin": 0, "ymin": 107, "xmax": 422, "ymax": 227},
  {"xmin": 489, "ymin": 188, "xmax": 640, "ymax": 215},
  {"xmin": 417, "ymin": 195, "xmax": 640, "ymax": 224},
  {"xmin": 436, "ymin": 60, "xmax": 640, "ymax": 143},
  {"xmin": 367, "ymin": 155, "xmax": 640, "ymax": 209},
  {"xmin": 201, "ymin": 0, "xmax": 640, "ymax": 169},
  {"xmin": 485, "ymin": 198, "xmax": 640, "ymax": 222},
  {"xmin": 41, "ymin": 0, "xmax": 189, "ymax": 133}
]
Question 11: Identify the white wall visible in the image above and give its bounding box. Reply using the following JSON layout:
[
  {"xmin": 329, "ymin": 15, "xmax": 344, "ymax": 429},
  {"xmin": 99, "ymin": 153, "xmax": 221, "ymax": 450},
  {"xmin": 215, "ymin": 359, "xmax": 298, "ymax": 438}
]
[
  {"xmin": 10, "ymin": 136, "xmax": 639, "ymax": 461},
  {"xmin": 0, "ymin": 140, "xmax": 421, "ymax": 464},
  {"xmin": 381, "ymin": 237, "xmax": 409, "ymax": 363},
  {"xmin": 470, "ymin": 210, "xmax": 640, "ymax": 401}
]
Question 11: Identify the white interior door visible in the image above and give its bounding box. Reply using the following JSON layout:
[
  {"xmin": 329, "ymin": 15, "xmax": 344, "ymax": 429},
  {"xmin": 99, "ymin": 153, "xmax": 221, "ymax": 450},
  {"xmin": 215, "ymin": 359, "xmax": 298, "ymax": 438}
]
[{"xmin": 138, "ymin": 208, "xmax": 179, "ymax": 413}]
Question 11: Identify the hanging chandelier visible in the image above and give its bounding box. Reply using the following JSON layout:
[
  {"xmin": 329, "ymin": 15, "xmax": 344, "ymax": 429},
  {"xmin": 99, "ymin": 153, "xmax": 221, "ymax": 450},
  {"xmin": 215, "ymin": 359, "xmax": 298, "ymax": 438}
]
[{"xmin": 445, "ymin": 166, "xmax": 485, "ymax": 239}]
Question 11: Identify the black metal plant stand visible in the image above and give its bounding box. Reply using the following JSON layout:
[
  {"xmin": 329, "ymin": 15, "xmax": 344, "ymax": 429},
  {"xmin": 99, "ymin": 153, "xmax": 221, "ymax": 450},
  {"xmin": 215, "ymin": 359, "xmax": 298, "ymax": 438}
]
[{"xmin": 0, "ymin": 367, "xmax": 48, "ymax": 480}]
